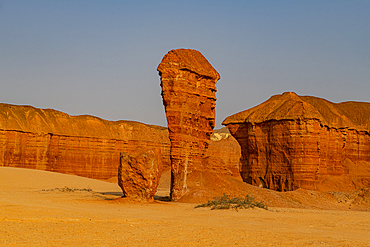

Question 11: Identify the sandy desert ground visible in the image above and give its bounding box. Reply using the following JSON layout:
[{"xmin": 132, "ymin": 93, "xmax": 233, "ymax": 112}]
[{"xmin": 1, "ymin": 167, "xmax": 370, "ymax": 247}]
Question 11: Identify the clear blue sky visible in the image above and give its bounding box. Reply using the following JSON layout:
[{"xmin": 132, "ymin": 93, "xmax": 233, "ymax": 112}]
[{"xmin": 1, "ymin": 1, "xmax": 369, "ymax": 128}]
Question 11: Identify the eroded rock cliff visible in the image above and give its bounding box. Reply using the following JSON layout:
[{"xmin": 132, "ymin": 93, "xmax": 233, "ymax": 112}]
[
  {"xmin": 0, "ymin": 103, "xmax": 241, "ymax": 190},
  {"xmin": 0, "ymin": 103, "xmax": 170, "ymax": 180},
  {"xmin": 158, "ymin": 49, "xmax": 221, "ymax": 200},
  {"xmin": 208, "ymin": 128, "xmax": 241, "ymax": 178},
  {"xmin": 223, "ymin": 92, "xmax": 370, "ymax": 191}
]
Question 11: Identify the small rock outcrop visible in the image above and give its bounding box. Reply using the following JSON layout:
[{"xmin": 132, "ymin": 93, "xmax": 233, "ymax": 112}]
[
  {"xmin": 223, "ymin": 92, "xmax": 370, "ymax": 192},
  {"xmin": 118, "ymin": 150, "xmax": 162, "ymax": 201},
  {"xmin": 158, "ymin": 49, "xmax": 220, "ymax": 200}
]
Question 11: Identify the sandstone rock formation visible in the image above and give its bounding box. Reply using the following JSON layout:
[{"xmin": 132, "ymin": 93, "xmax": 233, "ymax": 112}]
[
  {"xmin": 223, "ymin": 92, "xmax": 370, "ymax": 192},
  {"xmin": 0, "ymin": 103, "xmax": 241, "ymax": 192},
  {"xmin": 118, "ymin": 150, "xmax": 162, "ymax": 201},
  {"xmin": 0, "ymin": 103, "xmax": 170, "ymax": 180},
  {"xmin": 208, "ymin": 128, "xmax": 241, "ymax": 177},
  {"xmin": 158, "ymin": 49, "xmax": 221, "ymax": 200}
]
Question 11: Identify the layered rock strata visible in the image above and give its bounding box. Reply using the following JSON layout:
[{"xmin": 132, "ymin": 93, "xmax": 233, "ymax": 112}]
[
  {"xmin": 0, "ymin": 103, "xmax": 170, "ymax": 180},
  {"xmin": 223, "ymin": 92, "xmax": 370, "ymax": 192},
  {"xmin": 118, "ymin": 150, "xmax": 162, "ymax": 201},
  {"xmin": 208, "ymin": 128, "xmax": 241, "ymax": 177},
  {"xmin": 0, "ymin": 103, "xmax": 241, "ymax": 188},
  {"xmin": 158, "ymin": 49, "xmax": 220, "ymax": 200}
]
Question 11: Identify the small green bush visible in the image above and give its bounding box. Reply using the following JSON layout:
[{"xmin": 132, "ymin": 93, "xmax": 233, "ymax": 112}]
[{"xmin": 195, "ymin": 193, "xmax": 268, "ymax": 211}]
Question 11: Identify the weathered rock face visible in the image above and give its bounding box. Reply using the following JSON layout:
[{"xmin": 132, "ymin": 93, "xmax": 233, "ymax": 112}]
[
  {"xmin": 158, "ymin": 49, "xmax": 220, "ymax": 200},
  {"xmin": 118, "ymin": 150, "xmax": 162, "ymax": 201},
  {"xmin": 223, "ymin": 92, "xmax": 370, "ymax": 192},
  {"xmin": 207, "ymin": 128, "xmax": 241, "ymax": 178},
  {"xmin": 0, "ymin": 103, "xmax": 170, "ymax": 180},
  {"xmin": 0, "ymin": 103, "xmax": 241, "ymax": 189}
]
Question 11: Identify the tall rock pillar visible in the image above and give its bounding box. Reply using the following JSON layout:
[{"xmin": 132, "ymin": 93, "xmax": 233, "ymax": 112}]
[{"xmin": 157, "ymin": 49, "xmax": 220, "ymax": 201}]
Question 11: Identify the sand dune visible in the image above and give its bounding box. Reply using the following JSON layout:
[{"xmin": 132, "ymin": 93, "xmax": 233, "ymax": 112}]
[
  {"xmin": 1, "ymin": 167, "xmax": 370, "ymax": 246},
  {"xmin": 0, "ymin": 167, "xmax": 122, "ymax": 192}
]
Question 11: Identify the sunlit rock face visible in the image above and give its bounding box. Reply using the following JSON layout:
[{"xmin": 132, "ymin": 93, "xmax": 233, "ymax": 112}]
[
  {"xmin": 208, "ymin": 128, "xmax": 241, "ymax": 178},
  {"xmin": 223, "ymin": 92, "xmax": 370, "ymax": 192},
  {"xmin": 0, "ymin": 103, "xmax": 170, "ymax": 180},
  {"xmin": 0, "ymin": 103, "xmax": 241, "ymax": 190},
  {"xmin": 118, "ymin": 150, "xmax": 162, "ymax": 201},
  {"xmin": 158, "ymin": 49, "xmax": 220, "ymax": 201}
]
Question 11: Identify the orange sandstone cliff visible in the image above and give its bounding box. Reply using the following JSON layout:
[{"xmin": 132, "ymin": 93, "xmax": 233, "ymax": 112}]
[
  {"xmin": 223, "ymin": 92, "xmax": 370, "ymax": 192},
  {"xmin": 0, "ymin": 103, "xmax": 240, "ymax": 187},
  {"xmin": 0, "ymin": 103, "xmax": 170, "ymax": 180},
  {"xmin": 158, "ymin": 49, "xmax": 221, "ymax": 200},
  {"xmin": 208, "ymin": 128, "xmax": 241, "ymax": 178}
]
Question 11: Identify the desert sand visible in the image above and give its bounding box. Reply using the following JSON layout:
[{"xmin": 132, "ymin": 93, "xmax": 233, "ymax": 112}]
[{"xmin": 1, "ymin": 167, "xmax": 369, "ymax": 247}]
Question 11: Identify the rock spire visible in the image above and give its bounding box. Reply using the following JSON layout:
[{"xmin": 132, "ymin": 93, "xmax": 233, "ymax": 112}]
[{"xmin": 158, "ymin": 49, "xmax": 220, "ymax": 200}]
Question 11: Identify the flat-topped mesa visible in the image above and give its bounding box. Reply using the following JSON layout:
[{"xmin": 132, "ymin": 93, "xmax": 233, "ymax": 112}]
[
  {"xmin": 0, "ymin": 103, "xmax": 170, "ymax": 180},
  {"xmin": 223, "ymin": 92, "xmax": 370, "ymax": 192},
  {"xmin": 158, "ymin": 49, "xmax": 220, "ymax": 201}
]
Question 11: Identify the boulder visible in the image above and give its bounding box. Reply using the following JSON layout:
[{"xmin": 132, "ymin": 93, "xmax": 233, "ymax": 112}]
[
  {"xmin": 118, "ymin": 150, "xmax": 162, "ymax": 201},
  {"xmin": 223, "ymin": 92, "xmax": 370, "ymax": 191}
]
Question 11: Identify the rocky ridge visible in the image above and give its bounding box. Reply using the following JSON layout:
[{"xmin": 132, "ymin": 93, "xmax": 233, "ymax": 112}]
[
  {"xmin": 0, "ymin": 103, "xmax": 241, "ymax": 192},
  {"xmin": 0, "ymin": 103, "xmax": 170, "ymax": 180}
]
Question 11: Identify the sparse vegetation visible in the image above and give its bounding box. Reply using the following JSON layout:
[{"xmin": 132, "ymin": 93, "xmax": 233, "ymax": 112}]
[
  {"xmin": 41, "ymin": 186, "xmax": 93, "ymax": 193},
  {"xmin": 195, "ymin": 193, "xmax": 268, "ymax": 211}
]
